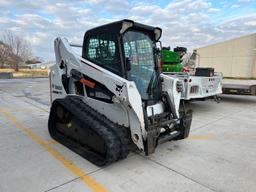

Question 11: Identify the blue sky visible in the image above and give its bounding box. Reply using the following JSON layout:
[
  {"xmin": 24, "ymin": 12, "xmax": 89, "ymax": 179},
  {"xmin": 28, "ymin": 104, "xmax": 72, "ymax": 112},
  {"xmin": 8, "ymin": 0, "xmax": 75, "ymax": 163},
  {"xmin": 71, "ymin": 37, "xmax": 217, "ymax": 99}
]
[{"xmin": 0, "ymin": 0, "xmax": 255, "ymax": 60}]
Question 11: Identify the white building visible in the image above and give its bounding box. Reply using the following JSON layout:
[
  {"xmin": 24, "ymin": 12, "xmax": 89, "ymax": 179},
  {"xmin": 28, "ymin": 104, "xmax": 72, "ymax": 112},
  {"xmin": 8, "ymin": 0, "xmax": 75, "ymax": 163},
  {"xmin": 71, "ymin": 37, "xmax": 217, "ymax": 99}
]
[{"xmin": 195, "ymin": 33, "xmax": 256, "ymax": 78}]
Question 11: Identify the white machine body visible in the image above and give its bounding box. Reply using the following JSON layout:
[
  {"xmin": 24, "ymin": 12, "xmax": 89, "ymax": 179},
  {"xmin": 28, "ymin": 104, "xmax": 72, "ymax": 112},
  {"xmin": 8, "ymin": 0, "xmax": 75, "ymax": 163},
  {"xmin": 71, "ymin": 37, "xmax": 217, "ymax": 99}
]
[{"xmin": 50, "ymin": 37, "xmax": 182, "ymax": 151}]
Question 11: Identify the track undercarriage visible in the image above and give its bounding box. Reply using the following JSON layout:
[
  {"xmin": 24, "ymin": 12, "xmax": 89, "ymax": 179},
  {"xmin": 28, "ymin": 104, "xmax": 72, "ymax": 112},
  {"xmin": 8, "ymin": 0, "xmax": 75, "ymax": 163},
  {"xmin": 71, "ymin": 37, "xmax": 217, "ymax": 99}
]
[{"xmin": 48, "ymin": 96, "xmax": 130, "ymax": 166}]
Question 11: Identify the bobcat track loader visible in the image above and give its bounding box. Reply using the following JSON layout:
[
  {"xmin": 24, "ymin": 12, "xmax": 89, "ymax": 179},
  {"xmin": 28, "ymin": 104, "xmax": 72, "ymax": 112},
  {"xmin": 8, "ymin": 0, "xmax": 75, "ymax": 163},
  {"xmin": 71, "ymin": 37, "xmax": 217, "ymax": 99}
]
[{"xmin": 48, "ymin": 19, "xmax": 192, "ymax": 166}]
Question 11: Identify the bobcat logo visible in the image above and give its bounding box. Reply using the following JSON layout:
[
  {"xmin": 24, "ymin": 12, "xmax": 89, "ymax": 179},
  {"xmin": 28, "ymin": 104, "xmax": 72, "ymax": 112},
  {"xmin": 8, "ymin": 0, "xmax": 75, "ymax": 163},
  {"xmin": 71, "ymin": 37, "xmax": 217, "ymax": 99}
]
[{"xmin": 115, "ymin": 84, "xmax": 124, "ymax": 92}]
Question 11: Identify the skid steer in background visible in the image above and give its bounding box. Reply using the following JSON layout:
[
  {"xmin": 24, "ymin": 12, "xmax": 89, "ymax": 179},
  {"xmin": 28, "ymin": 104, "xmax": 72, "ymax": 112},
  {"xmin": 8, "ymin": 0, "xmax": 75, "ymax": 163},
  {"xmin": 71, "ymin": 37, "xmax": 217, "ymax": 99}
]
[
  {"xmin": 48, "ymin": 19, "xmax": 192, "ymax": 166},
  {"xmin": 161, "ymin": 47, "xmax": 223, "ymax": 101}
]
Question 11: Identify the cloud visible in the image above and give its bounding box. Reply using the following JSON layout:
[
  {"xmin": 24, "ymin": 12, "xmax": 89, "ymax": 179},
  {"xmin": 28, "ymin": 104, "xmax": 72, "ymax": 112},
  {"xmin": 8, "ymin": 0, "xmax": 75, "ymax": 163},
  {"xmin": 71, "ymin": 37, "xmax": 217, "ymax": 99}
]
[
  {"xmin": 207, "ymin": 8, "xmax": 220, "ymax": 13},
  {"xmin": 230, "ymin": 4, "xmax": 240, "ymax": 8},
  {"xmin": 26, "ymin": 32, "xmax": 48, "ymax": 46},
  {"xmin": 217, "ymin": 14, "xmax": 256, "ymax": 33},
  {"xmin": 238, "ymin": 0, "xmax": 251, "ymax": 2},
  {"xmin": 245, "ymin": 20, "xmax": 256, "ymax": 26},
  {"xmin": 0, "ymin": 0, "xmax": 255, "ymax": 59}
]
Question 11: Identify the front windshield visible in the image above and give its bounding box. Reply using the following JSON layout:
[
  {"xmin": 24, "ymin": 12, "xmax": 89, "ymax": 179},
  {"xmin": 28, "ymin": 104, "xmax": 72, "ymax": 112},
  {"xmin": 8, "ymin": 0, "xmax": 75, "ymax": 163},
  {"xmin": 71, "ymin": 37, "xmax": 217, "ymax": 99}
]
[{"xmin": 123, "ymin": 31, "xmax": 157, "ymax": 100}]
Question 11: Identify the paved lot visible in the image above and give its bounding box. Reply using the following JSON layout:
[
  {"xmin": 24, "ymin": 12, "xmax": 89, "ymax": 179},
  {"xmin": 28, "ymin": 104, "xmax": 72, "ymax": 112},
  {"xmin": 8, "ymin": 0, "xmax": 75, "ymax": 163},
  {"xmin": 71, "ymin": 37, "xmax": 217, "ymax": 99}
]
[{"xmin": 0, "ymin": 78, "xmax": 256, "ymax": 192}]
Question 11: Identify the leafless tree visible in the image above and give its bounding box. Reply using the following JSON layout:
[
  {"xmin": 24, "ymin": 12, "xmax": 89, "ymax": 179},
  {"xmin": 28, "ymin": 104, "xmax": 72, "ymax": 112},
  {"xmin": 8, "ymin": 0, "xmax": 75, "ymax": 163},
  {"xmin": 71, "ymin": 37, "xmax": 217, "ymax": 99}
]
[
  {"xmin": 1, "ymin": 30, "xmax": 33, "ymax": 71},
  {"xmin": 0, "ymin": 41, "xmax": 11, "ymax": 68}
]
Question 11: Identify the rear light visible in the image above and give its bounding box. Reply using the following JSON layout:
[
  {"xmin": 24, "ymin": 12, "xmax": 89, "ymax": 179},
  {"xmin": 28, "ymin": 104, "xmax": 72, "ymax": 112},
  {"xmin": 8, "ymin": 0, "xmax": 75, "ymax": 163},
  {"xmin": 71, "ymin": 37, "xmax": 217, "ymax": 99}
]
[{"xmin": 184, "ymin": 79, "xmax": 192, "ymax": 83}]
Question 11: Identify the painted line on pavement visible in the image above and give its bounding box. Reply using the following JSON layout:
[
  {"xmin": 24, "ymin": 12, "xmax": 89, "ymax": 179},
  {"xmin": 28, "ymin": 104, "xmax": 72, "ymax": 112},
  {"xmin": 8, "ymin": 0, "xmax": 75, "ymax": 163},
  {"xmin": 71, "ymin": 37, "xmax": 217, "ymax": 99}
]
[
  {"xmin": 44, "ymin": 140, "xmax": 58, "ymax": 145},
  {"xmin": 0, "ymin": 108, "xmax": 107, "ymax": 192},
  {"xmin": 187, "ymin": 134, "xmax": 214, "ymax": 140}
]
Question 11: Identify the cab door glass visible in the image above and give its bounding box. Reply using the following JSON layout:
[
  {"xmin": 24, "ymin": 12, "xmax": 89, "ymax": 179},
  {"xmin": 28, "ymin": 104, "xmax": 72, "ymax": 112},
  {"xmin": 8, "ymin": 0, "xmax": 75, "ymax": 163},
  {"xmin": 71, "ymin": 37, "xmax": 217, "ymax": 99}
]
[
  {"xmin": 123, "ymin": 31, "xmax": 156, "ymax": 100},
  {"xmin": 86, "ymin": 34, "xmax": 122, "ymax": 76}
]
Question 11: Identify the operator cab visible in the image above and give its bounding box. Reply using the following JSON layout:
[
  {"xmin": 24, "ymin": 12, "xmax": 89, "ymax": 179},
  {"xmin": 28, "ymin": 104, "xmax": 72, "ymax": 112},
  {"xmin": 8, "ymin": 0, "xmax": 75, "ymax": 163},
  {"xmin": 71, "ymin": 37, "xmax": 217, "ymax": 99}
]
[{"xmin": 82, "ymin": 19, "xmax": 162, "ymax": 102}]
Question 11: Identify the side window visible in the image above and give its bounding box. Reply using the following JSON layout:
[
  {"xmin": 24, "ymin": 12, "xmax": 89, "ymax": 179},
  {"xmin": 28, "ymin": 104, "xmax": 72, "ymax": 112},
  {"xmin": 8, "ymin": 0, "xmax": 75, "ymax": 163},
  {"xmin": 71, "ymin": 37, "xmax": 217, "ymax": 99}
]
[
  {"xmin": 86, "ymin": 34, "xmax": 122, "ymax": 76},
  {"xmin": 87, "ymin": 38, "xmax": 98, "ymax": 59}
]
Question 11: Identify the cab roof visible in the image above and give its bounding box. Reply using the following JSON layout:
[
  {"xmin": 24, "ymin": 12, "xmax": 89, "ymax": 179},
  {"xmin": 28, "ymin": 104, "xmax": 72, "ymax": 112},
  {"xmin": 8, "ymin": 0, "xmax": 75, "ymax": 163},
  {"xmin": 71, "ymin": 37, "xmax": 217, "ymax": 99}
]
[{"xmin": 83, "ymin": 19, "xmax": 162, "ymax": 41}]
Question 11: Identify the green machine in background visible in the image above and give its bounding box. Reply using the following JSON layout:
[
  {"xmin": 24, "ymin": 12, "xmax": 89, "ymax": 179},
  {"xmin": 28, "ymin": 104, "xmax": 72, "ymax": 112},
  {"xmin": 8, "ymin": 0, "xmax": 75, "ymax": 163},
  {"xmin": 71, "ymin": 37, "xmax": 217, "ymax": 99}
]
[{"xmin": 161, "ymin": 47, "xmax": 187, "ymax": 72}]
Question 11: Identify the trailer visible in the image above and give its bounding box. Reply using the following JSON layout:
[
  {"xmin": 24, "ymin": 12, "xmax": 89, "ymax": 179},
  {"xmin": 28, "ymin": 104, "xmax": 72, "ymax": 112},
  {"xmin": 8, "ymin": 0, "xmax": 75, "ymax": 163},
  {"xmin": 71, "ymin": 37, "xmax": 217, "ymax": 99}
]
[
  {"xmin": 222, "ymin": 79, "xmax": 256, "ymax": 96},
  {"xmin": 161, "ymin": 47, "xmax": 223, "ymax": 101},
  {"xmin": 164, "ymin": 71, "xmax": 222, "ymax": 100}
]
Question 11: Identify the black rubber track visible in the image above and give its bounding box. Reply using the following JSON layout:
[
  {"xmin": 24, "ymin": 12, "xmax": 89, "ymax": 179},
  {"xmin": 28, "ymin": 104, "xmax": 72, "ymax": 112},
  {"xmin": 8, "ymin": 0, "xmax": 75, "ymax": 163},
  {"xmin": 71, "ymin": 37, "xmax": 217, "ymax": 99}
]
[
  {"xmin": 68, "ymin": 97, "xmax": 130, "ymax": 160},
  {"xmin": 48, "ymin": 96, "xmax": 130, "ymax": 166}
]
